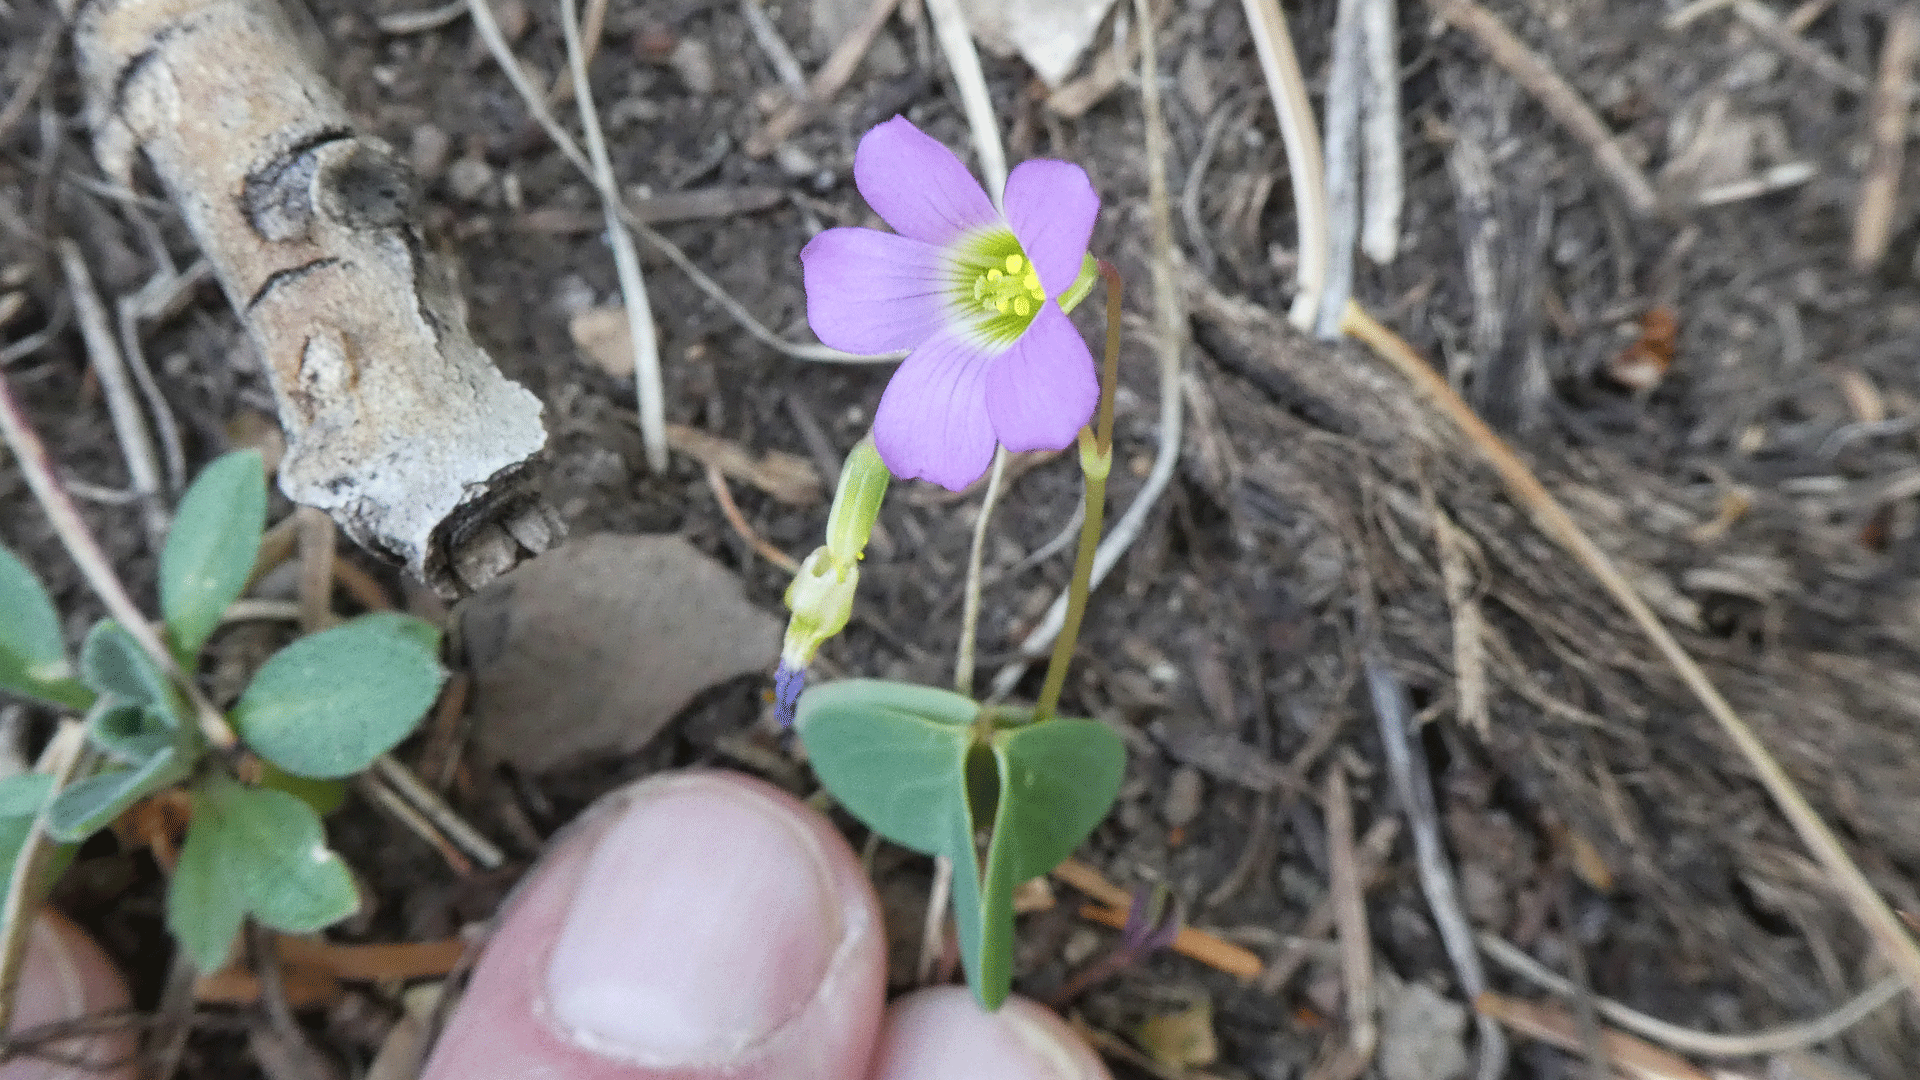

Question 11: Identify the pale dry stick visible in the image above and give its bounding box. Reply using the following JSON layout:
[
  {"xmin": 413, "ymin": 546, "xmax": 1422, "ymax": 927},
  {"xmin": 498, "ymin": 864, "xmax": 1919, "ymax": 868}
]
[
  {"xmin": 1423, "ymin": 0, "xmax": 1660, "ymax": 217},
  {"xmin": 745, "ymin": 0, "xmax": 905, "ymax": 157},
  {"xmin": 988, "ymin": 0, "xmax": 1186, "ymax": 702},
  {"xmin": 370, "ymin": 755, "xmax": 506, "ymax": 871},
  {"xmin": 1325, "ymin": 767, "xmax": 1377, "ymax": 1060},
  {"xmin": 739, "ymin": 0, "xmax": 810, "ymax": 97},
  {"xmin": 1340, "ymin": 302, "xmax": 1920, "ymax": 1003},
  {"xmin": 1850, "ymin": 3, "xmax": 1920, "ymax": 270},
  {"xmin": 923, "ymin": 0, "xmax": 1008, "ymax": 198},
  {"xmin": 954, "ymin": 449, "xmax": 1010, "ymax": 698},
  {"xmin": 57, "ymin": 240, "xmax": 168, "ymax": 547},
  {"xmin": 0, "ymin": 23, "xmax": 61, "ymax": 147},
  {"xmin": 464, "ymin": 0, "xmax": 892, "ymax": 365},
  {"xmin": 1363, "ymin": 655, "xmax": 1506, "ymax": 1080},
  {"xmin": 705, "ymin": 461, "xmax": 801, "ymax": 572},
  {"xmin": 1732, "ymin": 0, "xmax": 1869, "ymax": 95},
  {"xmin": 1477, "ymin": 933, "xmax": 1906, "ymax": 1058},
  {"xmin": 0, "ymin": 720, "xmax": 88, "ymax": 1034},
  {"xmin": 1315, "ymin": 0, "xmax": 1369, "ymax": 340},
  {"xmin": 559, "ymin": 0, "xmax": 667, "ymax": 474},
  {"xmin": 1358, "ymin": 0, "xmax": 1403, "ymax": 263},
  {"xmin": 0, "ymin": 368, "xmax": 236, "ymax": 750},
  {"xmin": 354, "ymin": 774, "xmax": 474, "ymax": 876},
  {"xmin": 1239, "ymin": 0, "xmax": 1329, "ymax": 328}
]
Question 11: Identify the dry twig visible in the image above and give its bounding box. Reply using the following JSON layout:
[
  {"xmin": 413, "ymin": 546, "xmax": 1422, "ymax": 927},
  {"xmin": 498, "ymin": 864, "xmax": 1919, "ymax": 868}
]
[
  {"xmin": 705, "ymin": 461, "xmax": 800, "ymax": 572},
  {"xmin": 1364, "ymin": 655, "xmax": 1507, "ymax": 1080},
  {"xmin": 57, "ymin": 241, "xmax": 167, "ymax": 548},
  {"xmin": 1239, "ymin": 0, "xmax": 1328, "ymax": 326},
  {"xmin": 746, "ymin": 0, "xmax": 905, "ymax": 156},
  {"xmin": 1422, "ymin": 0, "xmax": 1660, "ymax": 217},
  {"xmin": 1477, "ymin": 992, "xmax": 1713, "ymax": 1080}
]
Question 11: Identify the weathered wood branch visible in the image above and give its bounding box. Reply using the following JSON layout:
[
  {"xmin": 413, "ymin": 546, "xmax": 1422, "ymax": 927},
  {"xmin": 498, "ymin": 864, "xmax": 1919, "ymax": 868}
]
[{"xmin": 68, "ymin": 0, "xmax": 556, "ymax": 596}]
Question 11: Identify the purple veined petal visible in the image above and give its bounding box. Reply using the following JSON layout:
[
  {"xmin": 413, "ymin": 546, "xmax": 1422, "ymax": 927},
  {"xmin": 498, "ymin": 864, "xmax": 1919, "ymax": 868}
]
[
  {"xmin": 1003, "ymin": 159, "xmax": 1099, "ymax": 297},
  {"xmin": 872, "ymin": 327, "xmax": 1000, "ymax": 491},
  {"xmin": 800, "ymin": 227, "xmax": 951, "ymax": 353},
  {"xmin": 984, "ymin": 302, "xmax": 1097, "ymax": 454},
  {"xmin": 853, "ymin": 116, "xmax": 1000, "ymax": 247}
]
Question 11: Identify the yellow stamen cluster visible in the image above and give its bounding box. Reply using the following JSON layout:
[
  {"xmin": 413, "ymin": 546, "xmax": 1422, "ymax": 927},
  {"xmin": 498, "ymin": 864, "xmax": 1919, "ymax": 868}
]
[{"xmin": 971, "ymin": 253, "xmax": 1046, "ymax": 320}]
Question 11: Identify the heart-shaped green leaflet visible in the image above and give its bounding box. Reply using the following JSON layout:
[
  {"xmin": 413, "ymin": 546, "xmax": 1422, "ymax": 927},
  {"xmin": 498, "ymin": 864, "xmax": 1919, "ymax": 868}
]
[
  {"xmin": 792, "ymin": 679, "xmax": 977, "ymax": 857},
  {"xmin": 794, "ymin": 680, "xmax": 1127, "ymax": 1009}
]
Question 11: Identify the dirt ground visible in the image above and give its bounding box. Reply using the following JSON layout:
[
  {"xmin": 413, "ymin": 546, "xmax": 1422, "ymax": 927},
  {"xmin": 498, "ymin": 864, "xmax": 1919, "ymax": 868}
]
[{"xmin": 4, "ymin": 0, "xmax": 1920, "ymax": 1076}]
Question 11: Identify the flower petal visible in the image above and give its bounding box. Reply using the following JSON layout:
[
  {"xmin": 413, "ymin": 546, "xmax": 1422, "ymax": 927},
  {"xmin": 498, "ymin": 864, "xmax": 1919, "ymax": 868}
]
[
  {"xmin": 854, "ymin": 116, "xmax": 1000, "ymax": 246},
  {"xmin": 984, "ymin": 302, "xmax": 1097, "ymax": 453},
  {"xmin": 872, "ymin": 328, "xmax": 999, "ymax": 491},
  {"xmin": 1003, "ymin": 159, "xmax": 1098, "ymax": 297},
  {"xmin": 800, "ymin": 227, "xmax": 950, "ymax": 353}
]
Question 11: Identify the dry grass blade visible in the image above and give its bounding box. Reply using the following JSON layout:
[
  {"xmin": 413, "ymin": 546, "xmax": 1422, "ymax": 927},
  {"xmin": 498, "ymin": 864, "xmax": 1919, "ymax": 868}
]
[
  {"xmin": 1340, "ymin": 301, "xmax": 1920, "ymax": 1005},
  {"xmin": 1325, "ymin": 767, "xmax": 1377, "ymax": 1059},
  {"xmin": 1238, "ymin": 0, "xmax": 1328, "ymax": 326},
  {"xmin": 559, "ymin": 0, "xmax": 667, "ymax": 474},
  {"xmin": 1850, "ymin": 2, "xmax": 1920, "ymax": 270}
]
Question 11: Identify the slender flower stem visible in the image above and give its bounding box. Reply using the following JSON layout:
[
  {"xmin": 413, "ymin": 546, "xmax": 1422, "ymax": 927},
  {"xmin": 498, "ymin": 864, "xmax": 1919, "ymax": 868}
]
[
  {"xmin": 954, "ymin": 446, "xmax": 1009, "ymax": 697},
  {"xmin": 1034, "ymin": 267, "xmax": 1124, "ymax": 721}
]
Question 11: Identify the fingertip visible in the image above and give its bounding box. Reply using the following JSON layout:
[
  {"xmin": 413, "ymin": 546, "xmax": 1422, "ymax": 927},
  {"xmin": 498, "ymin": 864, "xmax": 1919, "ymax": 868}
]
[
  {"xmin": 870, "ymin": 987, "xmax": 1112, "ymax": 1080},
  {"xmin": 422, "ymin": 771, "xmax": 885, "ymax": 1080},
  {"xmin": 3, "ymin": 912, "xmax": 136, "ymax": 1080}
]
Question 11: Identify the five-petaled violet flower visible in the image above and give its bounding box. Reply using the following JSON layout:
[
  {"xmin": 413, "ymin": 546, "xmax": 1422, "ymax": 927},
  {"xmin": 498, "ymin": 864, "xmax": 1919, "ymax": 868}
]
[{"xmin": 801, "ymin": 116, "xmax": 1100, "ymax": 491}]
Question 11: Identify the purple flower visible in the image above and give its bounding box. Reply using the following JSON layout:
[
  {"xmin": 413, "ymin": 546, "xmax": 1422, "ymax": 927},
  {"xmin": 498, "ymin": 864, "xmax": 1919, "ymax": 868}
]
[{"xmin": 801, "ymin": 116, "xmax": 1100, "ymax": 491}]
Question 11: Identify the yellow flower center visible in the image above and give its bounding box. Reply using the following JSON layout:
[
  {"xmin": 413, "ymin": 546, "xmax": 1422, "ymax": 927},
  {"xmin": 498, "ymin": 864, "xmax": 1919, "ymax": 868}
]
[
  {"xmin": 971, "ymin": 254, "xmax": 1046, "ymax": 320},
  {"xmin": 947, "ymin": 229, "xmax": 1047, "ymax": 347}
]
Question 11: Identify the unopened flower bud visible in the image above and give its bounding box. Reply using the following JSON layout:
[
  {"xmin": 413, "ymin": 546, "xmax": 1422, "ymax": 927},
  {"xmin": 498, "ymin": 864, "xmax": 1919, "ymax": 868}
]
[
  {"xmin": 824, "ymin": 435, "xmax": 889, "ymax": 568},
  {"xmin": 781, "ymin": 548, "xmax": 857, "ymax": 670}
]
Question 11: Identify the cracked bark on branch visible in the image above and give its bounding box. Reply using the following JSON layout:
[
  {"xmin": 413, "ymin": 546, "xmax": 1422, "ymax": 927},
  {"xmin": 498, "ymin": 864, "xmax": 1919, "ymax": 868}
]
[{"xmin": 67, "ymin": 0, "xmax": 556, "ymax": 596}]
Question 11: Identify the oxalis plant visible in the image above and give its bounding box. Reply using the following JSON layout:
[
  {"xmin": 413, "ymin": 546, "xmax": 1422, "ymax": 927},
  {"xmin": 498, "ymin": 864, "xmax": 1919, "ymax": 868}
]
[
  {"xmin": 776, "ymin": 116, "xmax": 1130, "ymax": 1009},
  {"xmin": 0, "ymin": 450, "xmax": 444, "ymax": 973}
]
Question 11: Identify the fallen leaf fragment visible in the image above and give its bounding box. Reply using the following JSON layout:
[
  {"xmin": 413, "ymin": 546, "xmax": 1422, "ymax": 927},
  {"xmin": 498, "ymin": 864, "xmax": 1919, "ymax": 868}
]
[{"xmin": 459, "ymin": 534, "xmax": 781, "ymax": 772}]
